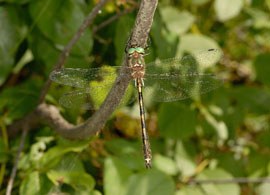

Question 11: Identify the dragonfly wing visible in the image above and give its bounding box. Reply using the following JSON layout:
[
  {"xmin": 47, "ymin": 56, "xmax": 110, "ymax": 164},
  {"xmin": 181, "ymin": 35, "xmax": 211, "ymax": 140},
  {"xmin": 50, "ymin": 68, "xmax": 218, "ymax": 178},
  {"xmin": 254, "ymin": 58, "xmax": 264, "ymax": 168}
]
[
  {"xmin": 58, "ymin": 83, "xmax": 136, "ymax": 110},
  {"xmin": 59, "ymin": 89, "xmax": 95, "ymax": 110},
  {"xmin": 144, "ymin": 74, "xmax": 223, "ymax": 102},
  {"xmin": 143, "ymin": 49, "xmax": 223, "ymax": 102},
  {"xmin": 50, "ymin": 67, "xmax": 122, "ymax": 88},
  {"xmin": 180, "ymin": 48, "xmax": 222, "ymax": 70},
  {"xmin": 145, "ymin": 49, "xmax": 222, "ymax": 76}
]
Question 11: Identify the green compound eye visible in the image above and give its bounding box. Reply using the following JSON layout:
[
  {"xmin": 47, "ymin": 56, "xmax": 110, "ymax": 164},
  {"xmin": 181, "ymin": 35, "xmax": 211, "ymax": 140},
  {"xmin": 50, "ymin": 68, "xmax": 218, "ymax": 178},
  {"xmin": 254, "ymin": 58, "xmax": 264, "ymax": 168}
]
[
  {"xmin": 128, "ymin": 48, "xmax": 136, "ymax": 54},
  {"xmin": 128, "ymin": 47, "xmax": 145, "ymax": 54},
  {"xmin": 135, "ymin": 47, "xmax": 145, "ymax": 53}
]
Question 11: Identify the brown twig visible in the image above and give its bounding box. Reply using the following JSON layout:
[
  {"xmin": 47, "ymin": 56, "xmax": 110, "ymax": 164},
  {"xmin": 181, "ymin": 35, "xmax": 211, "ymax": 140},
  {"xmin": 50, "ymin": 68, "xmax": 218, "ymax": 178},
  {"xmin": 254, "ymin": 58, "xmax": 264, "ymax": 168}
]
[
  {"xmin": 38, "ymin": 0, "xmax": 109, "ymax": 103},
  {"xmin": 6, "ymin": 127, "xmax": 28, "ymax": 195},
  {"xmin": 8, "ymin": 0, "xmax": 158, "ymax": 139},
  {"xmin": 8, "ymin": 103, "xmax": 74, "ymax": 137},
  {"xmin": 127, "ymin": 0, "xmax": 157, "ymax": 49}
]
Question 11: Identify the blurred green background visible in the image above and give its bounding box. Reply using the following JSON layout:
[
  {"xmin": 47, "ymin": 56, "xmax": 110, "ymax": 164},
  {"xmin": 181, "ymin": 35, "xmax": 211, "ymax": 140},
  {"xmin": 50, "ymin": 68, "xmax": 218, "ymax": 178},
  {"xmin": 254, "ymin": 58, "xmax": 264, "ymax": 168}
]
[{"xmin": 0, "ymin": 0, "xmax": 270, "ymax": 194}]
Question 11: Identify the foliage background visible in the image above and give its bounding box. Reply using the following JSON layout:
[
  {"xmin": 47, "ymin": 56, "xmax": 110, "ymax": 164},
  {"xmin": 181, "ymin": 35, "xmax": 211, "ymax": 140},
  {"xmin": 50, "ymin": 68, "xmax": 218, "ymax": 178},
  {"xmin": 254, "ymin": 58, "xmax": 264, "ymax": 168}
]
[{"xmin": 0, "ymin": 0, "xmax": 270, "ymax": 194}]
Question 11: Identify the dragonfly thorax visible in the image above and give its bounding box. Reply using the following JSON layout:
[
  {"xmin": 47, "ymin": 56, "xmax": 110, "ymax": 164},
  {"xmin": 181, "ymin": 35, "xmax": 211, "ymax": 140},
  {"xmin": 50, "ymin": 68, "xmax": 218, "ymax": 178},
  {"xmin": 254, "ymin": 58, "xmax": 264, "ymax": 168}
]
[
  {"xmin": 128, "ymin": 50, "xmax": 146, "ymax": 80},
  {"xmin": 130, "ymin": 64, "xmax": 145, "ymax": 79}
]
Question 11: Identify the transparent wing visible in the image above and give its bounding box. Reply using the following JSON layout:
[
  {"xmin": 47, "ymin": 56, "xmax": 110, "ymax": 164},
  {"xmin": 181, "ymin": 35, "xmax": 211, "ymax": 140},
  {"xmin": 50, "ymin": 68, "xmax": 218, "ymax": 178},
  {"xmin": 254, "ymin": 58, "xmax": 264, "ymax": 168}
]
[
  {"xmin": 144, "ymin": 74, "xmax": 223, "ymax": 102},
  {"xmin": 50, "ymin": 49, "xmax": 223, "ymax": 108},
  {"xmin": 58, "ymin": 84, "xmax": 136, "ymax": 110},
  {"xmin": 50, "ymin": 66, "xmax": 135, "ymax": 109},
  {"xmin": 59, "ymin": 89, "xmax": 95, "ymax": 110},
  {"xmin": 144, "ymin": 49, "xmax": 223, "ymax": 101},
  {"xmin": 49, "ymin": 66, "xmax": 123, "ymax": 88},
  {"xmin": 145, "ymin": 49, "xmax": 222, "ymax": 75}
]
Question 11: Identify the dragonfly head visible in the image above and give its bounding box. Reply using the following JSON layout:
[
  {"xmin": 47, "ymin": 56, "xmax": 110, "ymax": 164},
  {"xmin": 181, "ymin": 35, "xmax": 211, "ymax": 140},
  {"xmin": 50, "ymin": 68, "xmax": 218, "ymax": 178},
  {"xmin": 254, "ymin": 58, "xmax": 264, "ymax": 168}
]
[{"xmin": 128, "ymin": 47, "xmax": 145, "ymax": 55}]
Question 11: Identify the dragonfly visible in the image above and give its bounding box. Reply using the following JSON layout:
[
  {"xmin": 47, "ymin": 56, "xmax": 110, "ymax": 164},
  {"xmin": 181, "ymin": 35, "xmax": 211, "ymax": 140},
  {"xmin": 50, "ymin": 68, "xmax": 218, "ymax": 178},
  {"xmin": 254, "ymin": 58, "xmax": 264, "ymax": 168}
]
[{"xmin": 50, "ymin": 47, "xmax": 223, "ymax": 168}]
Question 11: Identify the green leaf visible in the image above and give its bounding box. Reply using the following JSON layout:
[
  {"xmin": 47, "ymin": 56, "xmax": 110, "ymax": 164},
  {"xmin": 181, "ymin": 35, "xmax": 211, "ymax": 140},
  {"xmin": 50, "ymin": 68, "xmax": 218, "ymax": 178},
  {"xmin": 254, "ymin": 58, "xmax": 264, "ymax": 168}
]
[
  {"xmin": 267, "ymin": 0, "xmax": 270, "ymax": 10},
  {"xmin": 105, "ymin": 139, "xmax": 143, "ymax": 169},
  {"xmin": 245, "ymin": 150, "xmax": 269, "ymax": 177},
  {"xmin": 0, "ymin": 6, "xmax": 27, "ymax": 85},
  {"xmin": 253, "ymin": 53, "xmax": 270, "ymax": 85},
  {"xmin": 44, "ymin": 153, "xmax": 96, "ymax": 194},
  {"xmin": 114, "ymin": 15, "xmax": 134, "ymax": 66},
  {"xmin": 105, "ymin": 139, "xmax": 139, "ymax": 156},
  {"xmin": 245, "ymin": 8, "xmax": 270, "ymax": 29},
  {"xmin": 258, "ymin": 182, "xmax": 270, "ymax": 195},
  {"xmin": 214, "ymin": 0, "xmax": 244, "ymax": 21},
  {"xmin": 39, "ymin": 139, "xmax": 89, "ymax": 169},
  {"xmin": 0, "ymin": 79, "xmax": 41, "ymax": 121},
  {"xmin": 191, "ymin": 0, "xmax": 211, "ymax": 5},
  {"xmin": 53, "ymin": 153, "xmax": 86, "ymax": 172},
  {"xmin": 47, "ymin": 170, "xmax": 95, "ymax": 193},
  {"xmin": 152, "ymin": 12, "xmax": 178, "ymax": 59},
  {"xmin": 199, "ymin": 105, "xmax": 228, "ymax": 143},
  {"xmin": 20, "ymin": 171, "xmax": 41, "ymax": 195},
  {"xmin": 257, "ymin": 130, "xmax": 270, "ymax": 148},
  {"xmin": 20, "ymin": 172, "xmax": 59, "ymax": 195},
  {"xmin": 207, "ymin": 88, "xmax": 244, "ymax": 138},
  {"xmin": 160, "ymin": 7, "xmax": 195, "ymax": 35},
  {"xmin": 0, "ymin": 138, "xmax": 9, "ymax": 163},
  {"xmin": 92, "ymin": 190, "xmax": 103, "ymax": 195},
  {"xmin": 153, "ymin": 154, "xmax": 178, "ymax": 176},
  {"xmin": 0, "ymin": 0, "xmax": 31, "ymax": 3},
  {"xmin": 158, "ymin": 103, "xmax": 196, "ymax": 139},
  {"xmin": 104, "ymin": 157, "xmax": 132, "ymax": 195},
  {"xmin": 174, "ymin": 141, "xmax": 197, "ymax": 177},
  {"xmin": 229, "ymin": 86, "xmax": 270, "ymax": 114},
  {"xmin": 175, "ymin": 185, "xmax": 205, "ymax": 195},
  {"xmin": 46, "ymin": 153, "xmax": 95, "ymax": 194},
  {"xmin": 29, "ymin": 0, "xmax": 92, "ymax": 57},
  {"xmin": 29, "ymin": 30, "xmax": 91, "ymax": 76},
  {"xmin": 124, "ymin": 170, "xmax": 175, "ymax": 195},
  {"xmin": 212, "ymin": 152, "xmax": 245, "ymax": 177},
  {"xmin": 176, "ymin": 186, "xmax": 205, "ymax": 195},
  {"xmin": 197, "ymin": 169, "xmax": 241, "ymax": 195}
]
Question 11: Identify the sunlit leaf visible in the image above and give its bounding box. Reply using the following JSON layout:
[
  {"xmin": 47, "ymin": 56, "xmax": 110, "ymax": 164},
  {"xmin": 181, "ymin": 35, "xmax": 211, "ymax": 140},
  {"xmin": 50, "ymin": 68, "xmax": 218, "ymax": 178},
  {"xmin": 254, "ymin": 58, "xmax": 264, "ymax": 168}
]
[
  {"xmin": 20, "ymin": 171, "xmax": 41, "ymax": 195},
  {"xmin": 174, "ymin": 141, "xmax": 197, "ymax": 177},
  {"xmin": 176, "ymin": 186, "xmax": 205, "ymax": 195},
  {"xmin": 124, "ymin": 170, "xmax": 175, "ymax": 195},
  {"xmin": 197, "ymin": 169, "xmax": 241, "ymax": 195},
  {"xmin": 214, "ymin": 0, "xmax": 244, "ymax": 21},
  {"xmin": 104, "ymin": 157, "xmax": 132, "ymax": 195},
  {"xmin": 267, "ymin": 0, "xmax": 270, "ymax": 10},
  {"xmin": 246, "ymin": 8, "xmax": 270, "ymax": 29},
  {"xmin": 257, "ymin": 182, "xmax": 270, "ymax": 195},
  {"xmin": 160, "ymin": 7, "xmax": 195, "ymax": 35},
  {"xmin": 153, "ymin": 154, "xmax": 178, "ymax": 176}
]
